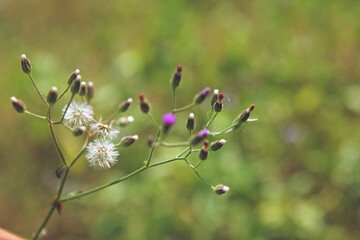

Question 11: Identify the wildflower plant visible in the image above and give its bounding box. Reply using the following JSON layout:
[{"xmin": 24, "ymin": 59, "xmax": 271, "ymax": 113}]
[{"xmin": 11, "ymin": 55, "xmax": 257, "ymax": 239}]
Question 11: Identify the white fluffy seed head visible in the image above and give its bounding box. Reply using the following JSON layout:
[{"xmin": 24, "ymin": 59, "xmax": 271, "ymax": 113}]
[{"xmin": 86, "ymin": 139, "xmax": 119, "ymax": 169}]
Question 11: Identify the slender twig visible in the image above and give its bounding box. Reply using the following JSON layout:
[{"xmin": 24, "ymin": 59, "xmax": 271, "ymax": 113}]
[
  {"xmin": 172, "ymin": 88, "xmax": 176, "ymax": 112},
  {"xmin": 206, "ymin": 112, "xmax": 218, "ymax": 129},
  {"xmin": 59, "ymin": 94, "xmax": 75, "ymax": 123},
  {"xmin": 60, "ymin": 157, "xmax": 187, "ymax": 203},
  {"xmin": 160, "ymin": 141, "xmax": 189, "ymax": 147},
  {"xmin": 146, "ymin": 128, "xmax": 162, "ymax": 167},
  {"xmin": 48, "ymin": 111, "xmax": 67, "ymax": 166},
  {"xmin": 24, "ymin": 110, "xmax": 47, "ymax": 120},
  {"xmin": 173, "ymin": 102, "xmax": 196, "ymax": 113},
  {"xmin": 27, "ymin": 73, "xmax": 48, "ymax": 106},
  {"xmin": 57, "ymin": 85, "xmax": 71, "ymax": 102}
]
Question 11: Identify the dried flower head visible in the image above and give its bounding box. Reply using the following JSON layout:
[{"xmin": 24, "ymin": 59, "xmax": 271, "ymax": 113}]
[
  {"xmin": 63, "ymin": 101, "xmax": 94, "ymax": 126},
  {"xmin": 90, "ymin": 120, "xmax": 119, "ymax": 140},
  {"xmin": 86, "ymin": 139, "xmax": 119, "ymax": 169}
]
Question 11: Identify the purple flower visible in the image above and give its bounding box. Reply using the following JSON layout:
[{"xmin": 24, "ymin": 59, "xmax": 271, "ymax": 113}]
[
  {"xmin": 191, "ymin": 128, "xmax": 210, "ymax": 145},
  {"xmin": 162, "ymin": 113, "xmax": 176, "ymax": 133},
  {"xmin": 194, "ymin": 87, "xmax": 211, "ymax": 104}
]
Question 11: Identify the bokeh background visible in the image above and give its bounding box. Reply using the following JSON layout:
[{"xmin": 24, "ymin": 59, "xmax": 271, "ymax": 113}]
[{"xmin": 1, "ymin": 0, "xmax": 360, "ymax": 239}]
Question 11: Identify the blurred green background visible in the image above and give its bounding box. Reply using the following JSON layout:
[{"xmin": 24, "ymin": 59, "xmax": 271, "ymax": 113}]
[{"xmin": 1, "ymin": 0, "xmax": 360, "ymax": 239}]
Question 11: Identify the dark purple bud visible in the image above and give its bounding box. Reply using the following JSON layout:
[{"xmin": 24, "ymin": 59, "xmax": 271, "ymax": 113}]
[
  {"xmin": 79, "ymin": 82, "xmax": 87, "ymax": 96},
  {"xmin": 199, "ymin": 140, "xmax": 209, "ymax": 160},
  {"xmin": 10, "ymin": 96, "xmax": 25, "ymax": 113},
  {"xmin": 186, "ymin": 113, "xmax": 195, "ymax": 131},
  {"xmin": 86, "ymin": 82, "xmax": 94, "ymax": 101},
  {"xmin": 211, "ymin": 89, "xmax": 219, "ymax": 107},
  {"xmin": 233, "ymin": 104, "xmax": 255, "ymax": 129},
  {"xmin": 139, "ymin": 93, "xmax": 150, "ymax": 113},
  {"xmin": 67, "ymin": 69, "xmax": 80, "ymax": 85},
  {"xmin": 214, "ymin": 184, "xmax": 230, "ymax": 195},
  {"xmin": 171, "ymin": 65, "xmax": 182, "ymax": 89},
  {"xmin": 118, "ymin": 135, "xmax": 138, "ymax": 147},
  {"xmin": 55, "ymin": 165, "xmax": 67, "ymax": 179},
  {"xmin": 191, "ymin": 128, "xmax": 209, "ymax": 145},
  {"xmin": 194, "ymin": 87, "xmax": 210, "ymax": 104},
  {"xmin": 162, "ymin": 113, "xmax": 176, "ymax": 133},
  {"xmin": 47, "ymin": 87, "xmax": 58, "ymax": 105},
  {"xmin": 71, "ymin": 75, "xmax": 81, "ymax": 94},
  {"xmin": 119, "ymin": 98, "xmax": 133, "ymax": 112},
  {"xmin": 210, "ymin": 139, "xmax": 226, "ymax": 151},
  {"xmin": 21, "ymin": 54, "xmax": 31, "ymax": 74},
  {"xmin": 72, "ymin": 126, "xmax": 86, "ymax": 136}
]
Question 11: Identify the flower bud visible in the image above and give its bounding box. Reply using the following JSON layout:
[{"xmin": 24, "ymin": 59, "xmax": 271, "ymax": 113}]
[
  {"xmin": 67, "ymin": 69, "xmax": 80, "ymax": 85},
  {"xmin": 116, "ymin": 116, "xmax": 134, "ymax": 126},
  {"xmin": 162, "ymin": 113, "xmax": 176, "ymax": 133},
  {"xmin": 21, "ymin": 54, "xmax": 31, "ymax": 74},
  {"xmin": 186, "ymin": 113, "xmax": 196, "ymax": 132},
  {"xmin": 10, "ymin": 96, "xmax": 25, "ymax": 113},
  {"xmin": 214, "ymin": 93, "xmax": 224, "ymax": 112},
  {"xmin": 139, "ymin": 93, "xmax": 150, "ymax": 113},
  {"xmin": 233, "ymin": 104, "xmax": 255, "ymax": 129},
  {"xmin": 118, "ymin": 135, "xmax": 138, "ymax": 147},
  {"xmin": 191, "ymin": 128, "xmax": 209, "ymax": 145},
  {"xmin": 194, "ymin": 87, "xmax": 210, "ymax": 104},
  {"xmin": 210, "ymin": 139, "xmax": 226, "ymax": 151},
  {"xmin": 71, "ymin": 75, "xmax": 81, "ymax": 94},
  {"xmin": 46, "ymin": 87, "xmax": 58, "ymax": 105},
  {"xmin": 171, "ymin": 65, "xmax": 182, "ymax": 90},
  {"xmin": 72, "ymin": 126, "xmax": 86, "ymax": 136},
  {"xmin": 199, "ymin": 140, "xmax": 209, "ymax": 160},
  {"xmin": 211, "ymin": 89, "xmax": 219, "ymax": 107},
  {"xmin": 119, "ymin": 98, "xmax": 133, "ymax": 112},
  {"xmin": 55, "ymin": 165, "xmax": 67, "ymax": 179},
  {"xmin": 214, "ymin": 184, "xmax": 230, "ymax": 195},
  {"xmin": 79, "ymin": 82, "xmax": 87, "ymax": 96},
  {"xmin": 86, "ymin": 81, "xmax": 94, "ymax": 101}
]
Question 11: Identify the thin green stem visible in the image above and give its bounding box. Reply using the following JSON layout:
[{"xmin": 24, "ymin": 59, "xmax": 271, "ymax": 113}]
[
  {"xmin": 160, "ymin": 141, "xmax": 189, "ymax": 147},
  {"xmin": 60, "ymin": 157, "xmax": 187, "ymax": 203},
  {"xmin": 48, "ymin": 111, "xmax": 67, "ymax": 166},
  {"xmin": 24, "ymin": 110, "xmax": 47, "ymax": 120},
  {"xmin": 193, "ymin": 168, "xmax": 213, "ymax": 188},
  {"xmin": 177, "ymin": 146, "xmax": 190, "ymax": 158},
  {"xmin": 210, "ymin": 124, "xmax": 235, "ymax": 136},
  {"xmin": 206, "ymin": 112, "xmax": 218, "ymax": 129},
  {"xmin": 28, "ymin": 73, "xmax": 48, "ymax": 106},
  {"xmin": 173, "ymin": 102, "xmax": 196, "ymax": 113},
  {"xmin": 32, "ymin": 204, "xmax": 56, "ymax": 240},
  {"xmin": 57, "ymin": 85, "xmax": 71, "ymax": 102},
  {"xmin": 146, "ymin": 128, "xmax": 162, "ymax": 167},
  {"xmin": 147, "ymin": 112, "xmax": 160, "ymax": 128},
  {"xmin": 194, "ymin": 160, "xmax": 202, "ymax": 169},
  {"xmin": 172, "ymin": 88, "xmax": 176, "ymax": 112},
  {"xmin": 59, "ymin": 94, "xmax": 75, "ymax": 123}
]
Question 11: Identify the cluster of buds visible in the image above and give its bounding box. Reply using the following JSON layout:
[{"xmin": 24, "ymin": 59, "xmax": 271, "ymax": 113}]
[{"xmin": 199, "ymin": 140, "xmax": 209, "ymax": 160}]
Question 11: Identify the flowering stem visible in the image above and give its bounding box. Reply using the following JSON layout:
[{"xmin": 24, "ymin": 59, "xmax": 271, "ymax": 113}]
[
  {"xmin": 172, "ymin": 88, "xmax": 176, "ymax": 112},
  {"xmin": 160, "ymin": 141, "xmax": 189, "ymax": 147},
  {"xmin": 48, "ymin": 111, "xmax": 67, "ymax": 166},
  {"xmin": 173, "ymin": 102, "xmax": 196, "ymax": 113},
  {"xmin": 146, "ymin": 128, "xmax": 161, "ymax": 167},
  {"xmin": 206, "ymin": 112, "xmax": 218, "ymax": 129},
  {"xmin": 32, "ymin": 144, "xmax": 87, "ymax": 240},
  {"xmin": 59, "ymin": 94, "xmax": 75, "ymax": 123},
  {"xmin": 60, "ymin": 157, "xmax": 187, "ymax": 203},
  {"xmin": 24, "ymin": 110, "xmax": 47, "ymax": 120},
  {"xmin": 57, "ymin": 85, "xmax": 71, "ymax": 102},
  {"xmin": 27, "ymin": 73, "xmax": 48, "ymax": 106},
  {"xmin": 183, "ymin": 158, "xmax": 212, "ymax": 188},
  {"xmin": 147, "ymin": 113, "xmax": 160, "ymax": 128},
  {"xmin": 210, "ymin": 124, "xmax": 235, "ymax": 136}
]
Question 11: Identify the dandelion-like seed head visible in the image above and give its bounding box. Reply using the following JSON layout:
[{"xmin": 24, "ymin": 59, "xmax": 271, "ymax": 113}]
[
  {"xmin": 86, "ymin": 139, "xmax": 119, "ymax": 169},
  {"xmin": 63, "ymin": 101, "xmax": 94, "ymax": 126},
  {"xmin": 90, "ymin": 120, "xmax": 119, "ymax": 139}
]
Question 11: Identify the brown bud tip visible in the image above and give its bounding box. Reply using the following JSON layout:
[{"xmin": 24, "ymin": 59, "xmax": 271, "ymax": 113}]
[
  {"xmin": 203, "ymin": 140, "xmax": 209, "ymax": 149},
  {"xmin": 138, "ymin": 93, "xmax": 145, "ymax": 102},
  {"xmin": 218, "ymin": 93, "xmax": 224, "ymax": 102},
  {"xmin": 86, "ymin": 81, "xmax": 94, "ymax": 101},
  {"xmin": 177, "ymin": 65, "xmax": 182, "ymax": 72},
  {"xmin": 47, "ymin": 87, "xmax": 58, "ymax": 105},
  {"xmin": 249, "ymin": 104, "xmax": 255, "ymax": 111},
  {"xmin": 51, "ymin": 197, "xmax": 63, "ymax": 215},
  {"xmin": 79, "ymin": 82, "xmax": 87, "ymax": 96}
]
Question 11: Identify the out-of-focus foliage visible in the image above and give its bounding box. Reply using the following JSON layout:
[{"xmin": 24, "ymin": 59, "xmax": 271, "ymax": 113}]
[{"xmin": 1, "ymin": 0, "xmax": 360, "ymax": 239}]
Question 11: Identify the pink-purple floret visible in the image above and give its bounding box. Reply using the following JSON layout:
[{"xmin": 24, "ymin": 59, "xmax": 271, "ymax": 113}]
[
  {"xmin": 198, "ymin": 128, "xmax": 209, "ymax": 138},
  {"xmin": 162, "ymin": 113, "xmax": 176, "ymax": 126},
  {"xmin": 202, "ymin": 87, "xmax": 210, "ymax": 95}
]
